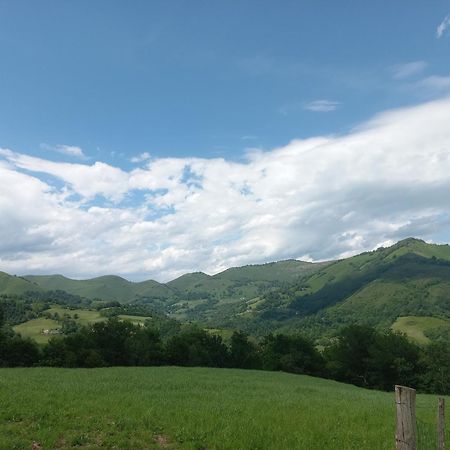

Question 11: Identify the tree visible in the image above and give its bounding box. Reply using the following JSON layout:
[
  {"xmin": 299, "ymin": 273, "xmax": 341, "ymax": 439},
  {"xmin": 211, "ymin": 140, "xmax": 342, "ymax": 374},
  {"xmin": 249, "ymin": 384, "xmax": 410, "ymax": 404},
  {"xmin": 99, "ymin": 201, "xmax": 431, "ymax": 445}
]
[
  {"xmin": 325, "ymin": 325, "xmax": 422, "ymax": 390},
  {"xmin": 325, "ymin": 325, "xmax": 376, "ymax": 386},
  {"xmin": 166, "ymin": 327, "xmax": 229, "ymax": 367},
  {"xmin": 261, "ymin": 334, "xmax": 324, "ymax": 376},
  {"xmin": 420, "ymin": 342, "xmax": 450, "ymax": 395},
  {"xmin": 127, "ymin": 327, "xmax": 163, "ymax": 366},
  {"xmin": 229, "ymin": 331, "xmax": 260, "ymax": 369},
  {"xmin": 0, "ymin": 334, "xmax": 40, "ymax": 367}
]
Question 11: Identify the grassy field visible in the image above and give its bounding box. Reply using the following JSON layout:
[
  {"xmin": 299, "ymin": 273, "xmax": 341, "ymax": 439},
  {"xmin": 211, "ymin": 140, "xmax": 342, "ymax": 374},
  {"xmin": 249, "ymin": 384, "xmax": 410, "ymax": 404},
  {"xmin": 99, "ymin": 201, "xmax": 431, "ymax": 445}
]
[
  {"xmin": 13, "ymin": 318, "xmax": 60, "ymax": 344},
  {"xmin": 118, "ymin": 314, "xmax": 150, "ymax": 325},
  {"xmin": 46, "ymin": 306, "xmax": 106, "ymax": 326},
  {"xmin": 12, "ymin": 307, "xmax": 152, "ymax": 343},
  {"xmin": 392, "ymin": 315, "xmax": 450, "ymax": 344},
  {"xmin": 0, "ymin": 367, "xmax": 447, "ymax": 450}
]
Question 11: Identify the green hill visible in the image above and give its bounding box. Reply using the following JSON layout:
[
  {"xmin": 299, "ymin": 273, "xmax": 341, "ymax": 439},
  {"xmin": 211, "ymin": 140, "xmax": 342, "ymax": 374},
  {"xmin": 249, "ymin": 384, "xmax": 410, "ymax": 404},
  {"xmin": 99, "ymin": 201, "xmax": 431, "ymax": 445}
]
[
  {"xmin": 215, "ymin": 259, "xmax": 325, "ymax": 283},
  {"xmin": 17, "ymin": 260, "xmax": 326, "ymax": 322},
  {"xmin": 24, "ymin": 274, "xmax": 173, "ymax": 303},
  {"xmin": 6, "ymin": 238, "xmax": 450, "ymax": 342},
  {"xmin": 167, "ymin": 271, "xmax": 229, "ymax": 293},
  {"xmin": 0, "ymin": 271, "xmax": 43, "ymax": 296},
  {"xmin": 165, "ymin": 260, "xmax": 327, "ymax": 322},
  {"xmin": 248, "ymin": 239, "xmax": 450, "ymax": 339},
  {"xmin": 0, "ymin": 366, "xmax": 446, "ymax": 449}
]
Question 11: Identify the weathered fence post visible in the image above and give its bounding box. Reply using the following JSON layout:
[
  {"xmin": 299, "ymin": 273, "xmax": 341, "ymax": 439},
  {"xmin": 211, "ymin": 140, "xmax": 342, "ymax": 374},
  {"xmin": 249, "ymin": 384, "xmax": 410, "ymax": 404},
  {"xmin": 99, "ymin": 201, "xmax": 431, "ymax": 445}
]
[
  {"xmin": 438, "ymin": 397, "xmax": 445, "ymax": 450},
  {"xmin": 395, "ymin": 385, "xmax": 417, "ymax": 450}
]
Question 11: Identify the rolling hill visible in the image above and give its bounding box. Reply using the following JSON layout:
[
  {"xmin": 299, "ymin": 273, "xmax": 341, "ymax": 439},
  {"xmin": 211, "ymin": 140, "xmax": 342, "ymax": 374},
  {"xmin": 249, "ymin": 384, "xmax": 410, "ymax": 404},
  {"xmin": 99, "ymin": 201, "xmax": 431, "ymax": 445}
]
[
  {"xmin": 7, "ymin": 259, "xmax": 325, "ymax": 313},
  {"xmin": 0, "ymin": 271, "xmax": 44, "ymax": 296},
  {"xmin": 23, "ymin": 274, "xmax": 172, "ymax": 303},
  {"xmin": 4, "ymin": 238, "xmax": 450, "ymax": 343},
  {"xmin": 243, "ymin": 238, "xmax": 450, "ymax": 339}
]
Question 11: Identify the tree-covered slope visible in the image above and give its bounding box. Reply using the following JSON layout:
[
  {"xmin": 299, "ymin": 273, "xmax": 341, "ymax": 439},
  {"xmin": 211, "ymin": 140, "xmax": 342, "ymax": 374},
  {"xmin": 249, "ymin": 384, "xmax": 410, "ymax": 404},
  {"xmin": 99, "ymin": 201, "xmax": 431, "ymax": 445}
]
[
  {"xmin": 7, "ymin": 238, "xmax": 450, "ymax": 340},
  {"xmin": 165, "ymin": 260, "xmax": 328, "ymax": 322},
  {"xmin": 18, "ymin": 259, "xmax": 326, "ymax": 312},
  {"xmin": 250, "ymin": 239, "xmax": 450, "ymax": 338}
]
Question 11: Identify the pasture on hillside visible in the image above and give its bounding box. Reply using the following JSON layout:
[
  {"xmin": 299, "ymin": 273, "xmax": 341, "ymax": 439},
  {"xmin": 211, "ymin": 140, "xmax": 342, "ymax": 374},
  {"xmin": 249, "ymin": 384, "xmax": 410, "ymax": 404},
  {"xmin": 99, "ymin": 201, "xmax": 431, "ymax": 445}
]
[
  {"xmin": 12, "ymin": 306, "xmax": 152, "ymax": 343},
  {"xmin": 0, "ymin": 367, "xmax": 447, "ymax": 449},
  {"xmin": 392, "ymin": 315, "xmax": 450, "ymax": 344},
  {"xmin": 12, "ymin": 317, "xmax": 61, "ymax": 344}
]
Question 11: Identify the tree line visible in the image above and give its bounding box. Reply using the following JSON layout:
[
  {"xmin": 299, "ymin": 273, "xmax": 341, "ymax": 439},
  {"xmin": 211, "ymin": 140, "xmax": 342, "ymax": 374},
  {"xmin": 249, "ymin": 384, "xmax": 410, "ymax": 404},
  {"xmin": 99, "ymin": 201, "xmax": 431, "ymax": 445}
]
[{"xmin": 1, "ymin": 307, "xmax": 450, "ymax": 395}]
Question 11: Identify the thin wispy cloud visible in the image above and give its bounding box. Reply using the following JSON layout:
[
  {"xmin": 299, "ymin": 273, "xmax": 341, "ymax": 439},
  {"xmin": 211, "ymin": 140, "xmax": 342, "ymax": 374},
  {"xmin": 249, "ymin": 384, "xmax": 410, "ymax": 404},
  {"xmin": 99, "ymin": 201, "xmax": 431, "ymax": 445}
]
[
  {"xmin": 437, "ymin": 15, "xmax": 450, "ymax": 38},
  {"xmin": 41, "ymin": 143, "xmax": 86, "ymax": 159},
  {"xmin": 304, "ymin": 100, "xmax": 339, "ymax": 112},
  {"xmin": 392, "ymin": 61, "xmax": 428, "ymax": 80},
  {"xmin": 418, "ymin": 75, "xmax": 450, "ymax": 92},
  {"xmin": 131, "ymin": 152, "xmax": 151, "ymax": 163}
]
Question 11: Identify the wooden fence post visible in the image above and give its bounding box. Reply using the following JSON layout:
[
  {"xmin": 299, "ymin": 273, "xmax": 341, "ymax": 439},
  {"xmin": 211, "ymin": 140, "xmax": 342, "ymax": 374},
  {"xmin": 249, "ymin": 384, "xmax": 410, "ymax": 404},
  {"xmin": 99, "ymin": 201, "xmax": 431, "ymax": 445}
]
[
  {"xmin": 438, "ymin": 397, "xmax": 445, "ymax": 450},
  {"xmin": 395, "ymin": 385, "xmax": 417, "ymax": 450}
]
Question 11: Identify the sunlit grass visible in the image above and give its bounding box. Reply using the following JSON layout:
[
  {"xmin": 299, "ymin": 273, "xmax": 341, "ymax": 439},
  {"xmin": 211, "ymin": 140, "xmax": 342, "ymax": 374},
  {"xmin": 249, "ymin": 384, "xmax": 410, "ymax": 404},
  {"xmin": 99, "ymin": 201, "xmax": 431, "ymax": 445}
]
[
  {"xmin": 0, "ymin": 367, "xmax": 447, "ymax": 449},
  {"xmin": 13, "ymin": 318, "xmax": 60, "ymax": 344},
  {"xmin": 392, "ymin": 315, "xmax": 450, "ymax": 344}
]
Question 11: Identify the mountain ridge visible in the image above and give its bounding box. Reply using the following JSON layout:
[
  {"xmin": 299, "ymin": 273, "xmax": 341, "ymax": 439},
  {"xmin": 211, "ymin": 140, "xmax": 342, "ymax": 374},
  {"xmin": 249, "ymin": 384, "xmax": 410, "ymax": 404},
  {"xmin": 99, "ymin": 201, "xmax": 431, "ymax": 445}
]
[{"xmin": 4, "ymin": 238, "xmax": 450, "ymax": 341}]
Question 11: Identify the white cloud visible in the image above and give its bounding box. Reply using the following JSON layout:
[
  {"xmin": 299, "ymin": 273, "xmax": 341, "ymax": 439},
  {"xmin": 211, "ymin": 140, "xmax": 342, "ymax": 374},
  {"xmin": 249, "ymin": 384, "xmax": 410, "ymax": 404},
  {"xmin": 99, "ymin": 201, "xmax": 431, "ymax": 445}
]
[
  {"xmin": 56, "ymin": 144, "xmax": 85, "ymax": 158},
  {"xmin": 437, "ymin": 15, "xmax": 450, "ymax": 38},
  {"xmin": 303, "ymin": 100, "xmax": 339, "ymax": 112},
  {"xmin": 131, "ymin": 152, "xmax": 151, "ymax": 163},
  {"xmin": 41, "ymin": 143, "xmax": 86, "ymax": 158},
  {"xmin": 0, "ymin": 149, "xmax": 130, "ymax": 202},
  {"xmin": 392, "ymin": 61, "xmax": 428, "ymax": 80},
  {"xmin": 2, "ymin": 97, "xmax": 450, "ymax": 281}
]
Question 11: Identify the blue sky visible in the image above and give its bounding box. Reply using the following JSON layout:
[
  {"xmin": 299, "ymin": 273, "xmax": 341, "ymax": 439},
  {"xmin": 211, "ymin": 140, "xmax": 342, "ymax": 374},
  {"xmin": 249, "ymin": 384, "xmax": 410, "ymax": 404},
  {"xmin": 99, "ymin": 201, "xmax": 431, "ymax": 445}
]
[
  {"xmin": 1, "ymin": 1, "xmax": 450, "ymax": 280},
  {"xmin": 1, "ymin": 1, "xmax": 449, "ymax": 163}
]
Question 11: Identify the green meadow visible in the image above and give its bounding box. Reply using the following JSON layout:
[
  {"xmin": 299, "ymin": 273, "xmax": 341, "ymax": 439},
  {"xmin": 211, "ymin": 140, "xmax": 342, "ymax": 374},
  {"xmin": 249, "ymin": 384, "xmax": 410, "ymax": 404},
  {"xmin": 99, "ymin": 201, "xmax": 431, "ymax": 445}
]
[
  {"xmin": 392, "ymin": 315, "xmax": 450, "ymax": 344},
  {"xmin": 12, "ymin": 318, "xmax": 60, "ymax": 344},
  {"xmin": 12, "ymin": 307, "xmax": 153, "ymax": 343},
  {"xmin": 0, "ymin": 367, "xmax": 447, "ymax": 450}
]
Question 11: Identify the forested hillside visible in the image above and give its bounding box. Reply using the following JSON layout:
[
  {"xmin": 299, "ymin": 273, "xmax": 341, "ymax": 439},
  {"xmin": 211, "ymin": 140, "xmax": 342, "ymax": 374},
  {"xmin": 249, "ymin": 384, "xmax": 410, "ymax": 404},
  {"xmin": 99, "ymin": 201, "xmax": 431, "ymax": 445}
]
[
  {"xmin": 3, "ymin": 238, "xmax": 450, "ymax": 342},
  {"xmin": 248, "ymin": 238, "xmax": 450, "ymax": 338}
]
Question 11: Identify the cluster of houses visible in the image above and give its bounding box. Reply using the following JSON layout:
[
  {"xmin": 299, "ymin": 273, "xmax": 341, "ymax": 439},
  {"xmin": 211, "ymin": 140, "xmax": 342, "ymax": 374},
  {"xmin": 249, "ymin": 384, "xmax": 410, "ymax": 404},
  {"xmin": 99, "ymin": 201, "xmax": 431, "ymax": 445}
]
[{"xmin": 41, "ymin": 328, "xmax": 61, "ymax": 336}]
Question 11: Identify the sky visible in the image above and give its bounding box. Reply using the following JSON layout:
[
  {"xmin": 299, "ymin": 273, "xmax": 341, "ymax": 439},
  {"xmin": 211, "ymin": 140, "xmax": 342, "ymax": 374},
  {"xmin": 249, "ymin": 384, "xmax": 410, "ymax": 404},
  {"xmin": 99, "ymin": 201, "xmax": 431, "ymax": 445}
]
[{"xmin": 1, "ymin": 1, "xmax": 450, "ymax": 281}]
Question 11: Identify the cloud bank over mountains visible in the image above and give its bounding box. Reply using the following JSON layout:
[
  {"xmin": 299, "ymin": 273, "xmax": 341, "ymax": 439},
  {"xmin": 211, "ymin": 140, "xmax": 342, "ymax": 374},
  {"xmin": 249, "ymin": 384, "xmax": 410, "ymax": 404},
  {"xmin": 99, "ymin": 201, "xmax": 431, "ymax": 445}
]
[{"xmin": 2, "ymin": 97, "xmax": 450, "ymax": 281}]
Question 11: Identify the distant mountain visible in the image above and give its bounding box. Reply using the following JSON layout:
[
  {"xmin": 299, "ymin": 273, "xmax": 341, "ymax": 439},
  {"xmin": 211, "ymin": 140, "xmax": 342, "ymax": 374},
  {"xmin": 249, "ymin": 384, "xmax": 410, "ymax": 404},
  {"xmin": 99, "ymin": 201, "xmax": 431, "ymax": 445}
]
[
  {"xmin": 0, "ymin": 271, "xmax": 44, "ymax": 296},
  {"xmin": 216, "ymin": 260, "xmax": 323, "ymax": 283},
  {"xmin": 164, "ymin": 260, "xmax": 328, "ymax": 322},
  {"xmin": 3, "ymin": 259, "xmax": 325, "ymax": 310},
  {"xmin": 5, "ymin": 238, "xmax": 450, "ymax": 343},
  {"xmin": 23, "ymin": 274, "xmax": 173, "ymax": 303},
  {"xmin": 247, "ymin": 238, "xmax": 450, "ymax": 338}
]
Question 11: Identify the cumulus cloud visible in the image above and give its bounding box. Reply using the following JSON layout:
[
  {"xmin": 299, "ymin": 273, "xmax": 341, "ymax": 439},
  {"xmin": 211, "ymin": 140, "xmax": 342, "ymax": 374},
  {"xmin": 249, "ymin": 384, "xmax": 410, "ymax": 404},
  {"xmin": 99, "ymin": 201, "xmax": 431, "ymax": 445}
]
[
  {"xmin": 303, "ymin": 100, "xmax": 339, "ymax": 112},
  {"xmin": 437, "ymin": 15, "xmax": 450, "ymax": 38},
  {"xmin": 0, "ymin": 149, "xmax": 130, "ymax": 202},
  {"xmin": 2, "ymin": 97, "xmax": 450, "ymax": 281},
  {"xmin": 392, "ymin": 61, "xmax": 428, "ymax": 79}
]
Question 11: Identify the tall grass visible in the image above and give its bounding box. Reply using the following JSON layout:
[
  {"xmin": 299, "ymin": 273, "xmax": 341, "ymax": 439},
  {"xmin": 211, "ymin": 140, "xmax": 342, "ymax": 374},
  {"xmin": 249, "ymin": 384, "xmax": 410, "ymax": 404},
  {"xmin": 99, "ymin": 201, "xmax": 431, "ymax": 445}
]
[{"xmin": 0, "ymin": 367, "xmax": 446, "ymax": 449}]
